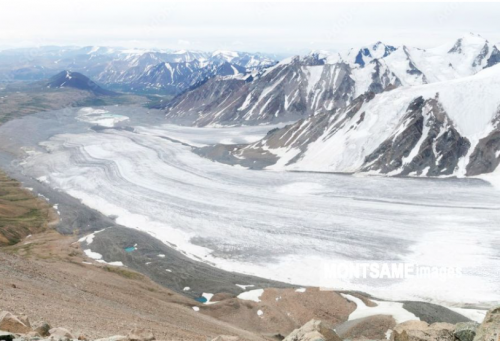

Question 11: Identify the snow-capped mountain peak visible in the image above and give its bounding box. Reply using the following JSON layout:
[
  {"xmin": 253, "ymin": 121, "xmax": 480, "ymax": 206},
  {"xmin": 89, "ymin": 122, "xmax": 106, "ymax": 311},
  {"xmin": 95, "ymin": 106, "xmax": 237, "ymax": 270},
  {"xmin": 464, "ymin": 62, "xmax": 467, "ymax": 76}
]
[
  {"xmin": 211, "ymin": 50, "xmax": 239, "ymax": 61},
  {"xmin": 344, "ymin": 41, "xmax": 397, "ymax": 67},
  {"xmin": 448, "ymin": 32, "xmax": 489, "ymax": 53}
]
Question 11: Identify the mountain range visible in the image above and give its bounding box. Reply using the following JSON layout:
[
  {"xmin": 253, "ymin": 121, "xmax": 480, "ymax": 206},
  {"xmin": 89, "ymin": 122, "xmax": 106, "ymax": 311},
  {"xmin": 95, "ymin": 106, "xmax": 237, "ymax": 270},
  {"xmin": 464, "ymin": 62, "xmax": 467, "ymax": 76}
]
[
  {"xmin": 165, "ymin": 33, "xmax": 500, "ymax": 126},
  {"xmin": 0, "ymin": 47, "xmax": 277, "ymax": 95},
  {"xmin": 2, "ymin": 34, "xmax": 500, "ymax": 179},
  {"xmin": 185, "ymin": 33, "xmax": 500, "ymax": 179}
]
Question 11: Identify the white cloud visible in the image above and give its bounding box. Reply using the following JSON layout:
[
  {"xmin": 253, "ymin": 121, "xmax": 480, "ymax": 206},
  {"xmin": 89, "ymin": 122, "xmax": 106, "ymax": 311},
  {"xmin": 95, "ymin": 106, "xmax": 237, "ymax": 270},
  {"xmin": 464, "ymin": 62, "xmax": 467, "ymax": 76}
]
[{"xmin": 0, "ymin": 1, "xmax": 499, "ymax": 53}]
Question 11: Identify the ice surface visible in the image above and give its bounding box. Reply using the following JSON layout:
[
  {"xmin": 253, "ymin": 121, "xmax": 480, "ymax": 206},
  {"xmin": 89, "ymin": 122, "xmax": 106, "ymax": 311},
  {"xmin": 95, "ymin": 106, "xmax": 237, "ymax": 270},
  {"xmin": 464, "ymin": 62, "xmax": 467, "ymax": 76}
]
[
  {"xmin": 19, "ymin": 121, "xmax": 500, "ymax": 306},
  {"xmin": 76, "ymin": 107, "xmax": 129, "ymax": 128},
  {"xmin": 135, "ymin": 123, "xmax": 287, "ymax": 147}
]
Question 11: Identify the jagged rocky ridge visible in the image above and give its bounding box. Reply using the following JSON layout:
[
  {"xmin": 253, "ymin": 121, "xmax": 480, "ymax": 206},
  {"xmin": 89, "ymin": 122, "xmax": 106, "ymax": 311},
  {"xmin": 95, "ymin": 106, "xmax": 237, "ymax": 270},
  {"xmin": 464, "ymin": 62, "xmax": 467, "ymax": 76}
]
[
  {"xmin": 164, "ymin": 57, "xmax": 358, "ymax": 126},
  {"xmin": 204, "ymin": 62, "xmax": 500, "ymax": 178},
  {"xmin": 165, "ymin": 33, "xmax": 500, "ymax": 127}
]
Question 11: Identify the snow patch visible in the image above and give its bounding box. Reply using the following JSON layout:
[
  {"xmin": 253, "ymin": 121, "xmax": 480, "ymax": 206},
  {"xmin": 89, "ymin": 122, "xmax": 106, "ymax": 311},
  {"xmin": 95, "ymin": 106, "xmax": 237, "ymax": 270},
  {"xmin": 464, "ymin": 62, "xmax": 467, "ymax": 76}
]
[
  {"xmin": 237, "ymin": 289, "xmax": 264, "ymax": 302},
  {"xmin": 341, "ymin": 294, "xmax": 419, "ymax": 324}
]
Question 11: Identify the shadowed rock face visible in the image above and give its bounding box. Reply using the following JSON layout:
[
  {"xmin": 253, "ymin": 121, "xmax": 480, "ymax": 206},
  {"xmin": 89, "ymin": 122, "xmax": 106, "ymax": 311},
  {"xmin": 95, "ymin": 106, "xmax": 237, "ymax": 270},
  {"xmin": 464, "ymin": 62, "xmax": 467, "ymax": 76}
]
[
  {"xmin": 164, "ymin": 77, "xmax": 250, "ymax": 125},
  {"xmin": 362, "ymin": 96, "xmax": 470, "ymax": 176},
  {"xmin": 368, "ymin": 60, "xmax": 402, "ymax": 94},
  {"xmin": 486, "ymin": 46, "xmax": 500, "ymax": 68},
  {"xmin": 467, "ymin": 131, "xmax": 500, "ymax": 176},
  {"xmin": 466, "ymin": 112, "xmax": 500, "ymax": 176}
]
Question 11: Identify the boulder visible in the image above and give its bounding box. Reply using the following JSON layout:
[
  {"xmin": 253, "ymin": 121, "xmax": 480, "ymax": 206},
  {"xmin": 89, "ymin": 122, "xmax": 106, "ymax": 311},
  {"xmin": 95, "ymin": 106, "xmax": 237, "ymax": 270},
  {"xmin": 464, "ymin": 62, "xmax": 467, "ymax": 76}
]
[
  {"xmin": 474, "ymin": 306, "xmax": 500, "ymax": 341},
  {"xmin": 391, "ymin": 320, "xmax": 455, "ymax": 341},
  {"xmin": 127, "ymin": 328, "xmax": 155, "ymax": 341},
  {"xmin": 211, "ymin": 337, "xmax": 240, "ymax": 341},
  {"xmin": 454, "ymin": 322, "xmax": 479, "ymax": 341},
  {"xmin": 35, "ymin": 322, "xmax": 51, "ymax": 337},
  {"xmin": 17, "ymin": 314, "xmax": 31, "ymax": 329},
  {"xmin": 0, "ymin": 311, "xmax": 32, "ymax": 334},
  {"xmin": 284, "ymin": 319, "xmax": 342, "ymax": 341},
  {"xmin": 336, "ymin": 315, "xmax": 396, "ymax": 340},
  {"xmin": 49, "ymin": 327, "xmax": 75, "ymax": 340}
]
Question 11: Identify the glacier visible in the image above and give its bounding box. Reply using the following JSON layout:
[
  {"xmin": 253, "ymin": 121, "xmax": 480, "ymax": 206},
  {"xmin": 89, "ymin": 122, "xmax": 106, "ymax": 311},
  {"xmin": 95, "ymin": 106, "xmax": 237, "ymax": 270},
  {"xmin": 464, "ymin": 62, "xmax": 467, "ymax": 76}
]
[{"xmin": 14, "ymin": 109, "xmax": 500, "ymax": 307}]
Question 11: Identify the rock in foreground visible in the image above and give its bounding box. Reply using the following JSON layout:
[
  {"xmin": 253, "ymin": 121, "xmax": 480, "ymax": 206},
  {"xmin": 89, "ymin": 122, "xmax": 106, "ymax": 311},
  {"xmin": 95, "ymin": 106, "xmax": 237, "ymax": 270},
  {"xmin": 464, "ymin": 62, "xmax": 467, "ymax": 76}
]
[
  {"xmin": 390, "ymin": 320, "xmax": 455, "ymax": 341},
  {"xmin": 474, "ymin": 306, "xmax": 500, "ymax": 341},
  {"xmin": 0, "ymin": 311, "xmax": 32, "ymax": 334},
  {"xmin": 284, "ymin": 319, "xmax": 342, "ymax": 341},
  {"xmin": 454, "ymin": 322, "xmax": 479, "ymax": 341}
]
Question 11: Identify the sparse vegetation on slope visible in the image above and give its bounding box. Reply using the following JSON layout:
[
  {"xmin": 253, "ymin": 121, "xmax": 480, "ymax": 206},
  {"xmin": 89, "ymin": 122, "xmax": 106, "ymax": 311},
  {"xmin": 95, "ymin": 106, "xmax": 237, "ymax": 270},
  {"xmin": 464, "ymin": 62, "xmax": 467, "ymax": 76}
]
[{"xmin": 0, "ymin": 172, "xmax": 55, "ymax": 246}]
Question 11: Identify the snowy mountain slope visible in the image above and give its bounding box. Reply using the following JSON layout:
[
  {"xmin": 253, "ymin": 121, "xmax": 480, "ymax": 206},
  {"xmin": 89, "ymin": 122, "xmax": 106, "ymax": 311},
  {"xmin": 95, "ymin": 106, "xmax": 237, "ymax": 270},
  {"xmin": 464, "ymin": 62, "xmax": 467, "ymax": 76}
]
[
  {"xmin": 166, "ymin": 33, "xmax": 500, "ymax": 126},
  {"xmin": 228, "ymin": 64, "xmax": 500, "ymax": 177},
  {"xmin": 342, "ymin": 41, "xmax": 397, "ymax": 67},
  {"xmin": 210, "ymin": 50, "xmax": 276, "ymax": 69},
  {"xmin": 129, "ymin": 60, "xmax": 246, "ymax": 93},
  {"xmin": 164, "ymin": 57, "xmax": 362, "ymax": 126},
  {"xmin": 397, "ymin": 33, "xmax": 500, "ymax": 84},
  {"xmin": 167, "ymin": 50, "xmax": 210, "ymax": 63},
  {"xmin": 348, "ymin": 33, "xmax": 500, "ymax": 86}
]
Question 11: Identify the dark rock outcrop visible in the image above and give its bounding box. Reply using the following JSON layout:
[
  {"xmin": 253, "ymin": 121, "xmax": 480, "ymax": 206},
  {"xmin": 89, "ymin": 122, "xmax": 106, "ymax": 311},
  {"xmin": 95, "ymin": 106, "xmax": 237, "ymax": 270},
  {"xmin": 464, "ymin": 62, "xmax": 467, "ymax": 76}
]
[
  {"xmin": 454, "ymin": 322, "xmax": 479, "ymax": 341},
  {"xmin": 362, "ymin": 96, "xmax": 470, "ymax": 176},
  {"xmin": 47, "ymin": 71, "xmax": 116, "ymax": 96}
]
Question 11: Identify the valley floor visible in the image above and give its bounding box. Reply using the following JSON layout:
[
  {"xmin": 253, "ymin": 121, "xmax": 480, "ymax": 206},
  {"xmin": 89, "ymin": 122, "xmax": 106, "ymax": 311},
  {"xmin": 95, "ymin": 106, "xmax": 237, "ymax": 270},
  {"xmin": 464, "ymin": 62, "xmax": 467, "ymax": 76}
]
[{"xmin": 0, "ymin": 105, "xmax": 498, "ymax": 309}]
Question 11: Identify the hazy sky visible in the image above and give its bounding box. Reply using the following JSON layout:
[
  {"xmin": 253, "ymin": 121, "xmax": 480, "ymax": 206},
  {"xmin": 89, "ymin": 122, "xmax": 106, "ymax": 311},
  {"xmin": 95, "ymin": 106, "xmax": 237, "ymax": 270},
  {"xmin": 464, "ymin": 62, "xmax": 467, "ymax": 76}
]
[{"xmin": 1, "ymin": 1, "xmax": 499, "ymax": 54}]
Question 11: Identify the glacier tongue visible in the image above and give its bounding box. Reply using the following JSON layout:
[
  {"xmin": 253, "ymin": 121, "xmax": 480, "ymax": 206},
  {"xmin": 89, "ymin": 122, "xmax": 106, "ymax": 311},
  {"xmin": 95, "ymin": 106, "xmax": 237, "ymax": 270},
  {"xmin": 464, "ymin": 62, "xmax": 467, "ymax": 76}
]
[{"xmin": 17, "ymin": 115, "xmax": 500, "ymax": 305}]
